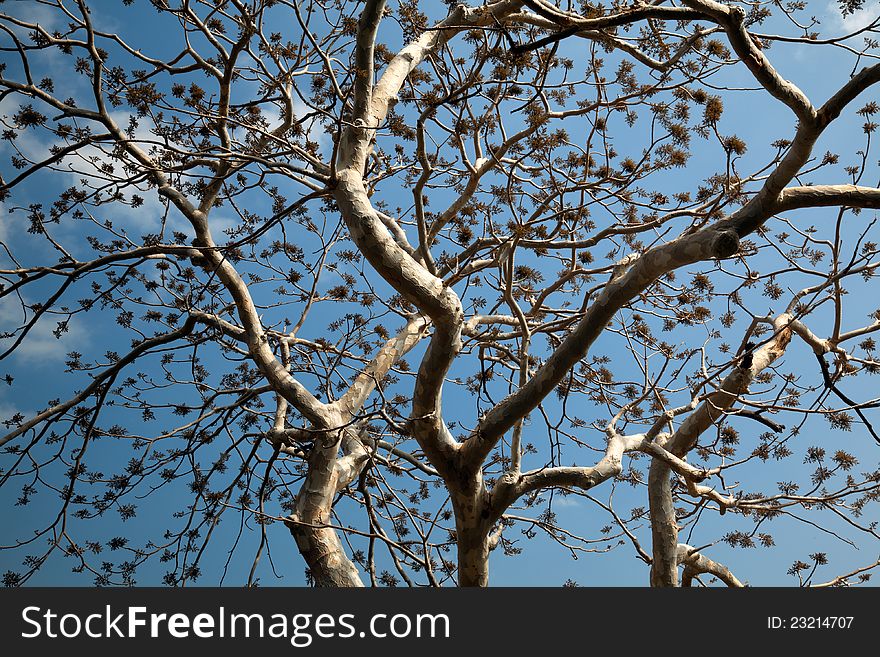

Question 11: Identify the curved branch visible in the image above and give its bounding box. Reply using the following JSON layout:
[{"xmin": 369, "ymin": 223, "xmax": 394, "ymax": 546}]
[
  {"xmin": 1, "ymin": 317, "xmax": 197, "ymax": 447},
  {"xmin": 649, "ymin": 314, "xmax": 794, "ymax": 587},
  {"xmin": 679, "ymin": 544, "xmax": 745, "ymax": 587}
]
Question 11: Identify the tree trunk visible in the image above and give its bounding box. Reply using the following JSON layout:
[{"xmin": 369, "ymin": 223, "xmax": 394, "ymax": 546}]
[
  {"xmin": 647, "ymin": 323, "xmax": 791, "ymax": 586},
  {"xmin": 648, "ymin": 461, "xmax": 679, "ymax": 587},
  {"xmin": 457, "ymin": 526, "xmax": 490, "ymax": 587},
  {"xmin": 290, "ymin": 522, "xmax": 364, "ymax": 587},
  {"xmin": 288, "ymin": 431, "xmax": 364, "ymax": 587},
  {"xmin": 451, "ymin": 476, "xmax": 491, "ymax": 587}
]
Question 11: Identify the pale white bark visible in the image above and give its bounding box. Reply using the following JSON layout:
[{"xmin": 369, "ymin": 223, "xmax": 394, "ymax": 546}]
[
  {"xmin": 678, "ymin": 544, "xmax": 745, "ymax": 587},
  {"xmin": 776, "ymin": 184, "xmax": 880, "ymax": 212}
]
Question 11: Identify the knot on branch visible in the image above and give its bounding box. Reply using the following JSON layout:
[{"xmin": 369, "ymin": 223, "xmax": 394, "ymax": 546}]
[
  {"xmin": 498, "ymin": 471, "xmax": 519, "ymax": 488},
  {"xmin": 693, "ymin": 468, "xmax": 710, "ymax": 483},
  {"xmin": 712, "ymin": 230, "xmax": 740, "ymax": 259},
  {"xmin": 350, "ymin": 117, "xmax": 371, "ymax": 140},
  {"xmin": 728, "ymin": 5, "xmax": 746, "ymax": 24}
]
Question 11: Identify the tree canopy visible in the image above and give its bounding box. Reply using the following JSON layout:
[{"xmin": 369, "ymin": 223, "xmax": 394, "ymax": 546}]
[{"xmin": 1, "ymin": 0, "xmax": 880, "ymax": 587}]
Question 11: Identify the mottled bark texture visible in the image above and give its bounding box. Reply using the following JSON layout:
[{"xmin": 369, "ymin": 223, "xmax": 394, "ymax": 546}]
[
  {"xmin": 288, "ymin": 427, "xmax": 365, "ymax": 587},
  {"xmin": 452, "ymin": 480, "xmax": 493, "ymax": 587}
]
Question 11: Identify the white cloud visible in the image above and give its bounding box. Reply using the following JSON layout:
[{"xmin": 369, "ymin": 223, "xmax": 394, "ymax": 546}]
[
  {"xmin": 0, "ymin": 102, "xmax": 179, "ymax": 242},
  {"xmin": 0, "ymin": 44, "xmax": 326, "ymax": 254},
  {"xmin": 0, "ymin": 201, "xmax": 8, "ymax": 244},
  {"xmin": 2, "ymin": 1, "xmax": 64, "ymax": 33},
  {"xmin": 0, "ymin": 374, "xmax": 37, "ymax": 431},
  {"xmin": 2, "ymin": 0, "xmax": 123, "ymax": 42},
  {"xmin": 826, "ymin": 2, "xmax": 879, "ymax": 33},
  {"xmin": 0, "ymin": 201, "xmax": 21, "ymax": 272},
  {"xmin": 0, "ymin": 400, "xmax": 32, "ymax": 426},
  {"xmin": 790, "ymin": 45, "xmax": 809, "ymax": 63},
  {"xmin": 552, "ymin": 496, "xmax": 582, "ymax": 509},
  {"xmin": 0, "ymin": 293, "xmax": 90, "ymax": 365}
]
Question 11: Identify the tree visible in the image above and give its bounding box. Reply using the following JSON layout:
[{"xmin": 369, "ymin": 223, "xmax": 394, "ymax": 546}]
[{"xmin": 1, "ymin": 0, "xmax": 879, "ymax": 589}]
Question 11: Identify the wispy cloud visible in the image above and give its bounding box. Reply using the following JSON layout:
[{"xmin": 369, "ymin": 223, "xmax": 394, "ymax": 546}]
[
  {"xmin": 2, "ymin": 1, "xmax": 65, "ymax": 33},
  {"xmin": 826, "ymin": 2, "xmax": 879, "ymax": 34},
  {"xmin": 0, "ymin": 294, "xmax": 90, "ymax": 365},
  {"xmin": 0, "ymin": 201, "xmax": 9, "ymax": 245},
  {"xmin": 0, "ymin": 101, "xmax": 183, "ymax": 243},
  {"xmin": 552, "ymin": 496, "xmax": 582, "ymax": 509},
  {"xmin": 0, "ymin": 400, "xmax": 32, "ymax": 428}
]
